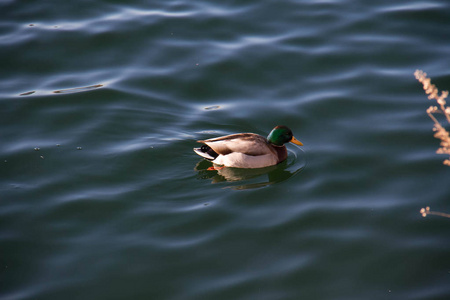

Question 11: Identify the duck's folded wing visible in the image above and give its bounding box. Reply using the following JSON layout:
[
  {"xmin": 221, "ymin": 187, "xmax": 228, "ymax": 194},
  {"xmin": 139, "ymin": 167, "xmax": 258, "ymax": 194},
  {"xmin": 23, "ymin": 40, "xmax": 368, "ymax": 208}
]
[{"xmin": 198, "ymin": 133, "xmax": 272, "ymax": 156}]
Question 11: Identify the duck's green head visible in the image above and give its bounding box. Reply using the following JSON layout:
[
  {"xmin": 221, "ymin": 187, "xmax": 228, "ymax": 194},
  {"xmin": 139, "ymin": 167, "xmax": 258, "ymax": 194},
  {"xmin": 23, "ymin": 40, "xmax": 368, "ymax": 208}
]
[{"xmin": 267, "ymin": 125, "xmax": 303, "ymax": 146}]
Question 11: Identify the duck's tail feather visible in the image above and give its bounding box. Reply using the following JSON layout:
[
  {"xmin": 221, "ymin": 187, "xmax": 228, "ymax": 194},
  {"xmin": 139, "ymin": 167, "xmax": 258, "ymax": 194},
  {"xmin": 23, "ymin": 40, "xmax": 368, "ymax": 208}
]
[{"xmin": 193, "ymin": 144, "xmax": 219, "ymax": 161}]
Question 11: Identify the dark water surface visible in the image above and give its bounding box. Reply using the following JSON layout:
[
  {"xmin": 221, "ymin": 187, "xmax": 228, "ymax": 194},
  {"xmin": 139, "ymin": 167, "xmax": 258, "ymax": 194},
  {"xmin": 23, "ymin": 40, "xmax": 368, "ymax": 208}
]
[{"xmin": 1, "ymin": 0, "xmax": 449, "ymax": 299}]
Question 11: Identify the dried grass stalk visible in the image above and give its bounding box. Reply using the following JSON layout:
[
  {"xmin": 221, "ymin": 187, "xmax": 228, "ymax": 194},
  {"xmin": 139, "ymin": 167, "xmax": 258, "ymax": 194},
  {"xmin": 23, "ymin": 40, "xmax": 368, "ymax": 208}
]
[
  {"xmin": 414, "ymin": 70, "xmax": 450, "ymax": 166},
  {"xmin": 420, "ymin": 206, "xmax": 450, "ymax": 218}
]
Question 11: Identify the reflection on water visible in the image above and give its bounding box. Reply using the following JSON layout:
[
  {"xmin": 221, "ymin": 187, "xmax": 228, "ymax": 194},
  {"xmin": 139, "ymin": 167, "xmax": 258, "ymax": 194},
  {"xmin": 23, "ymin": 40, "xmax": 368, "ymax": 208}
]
[
  {"xmin": 53, "ymin": 84, "xmax": 103, "ymax": 94},
  {"xmin": 18, "ymin": 84, "xmax": 104, "ymax": 96},
  {"xmin": 204, "ymin": 105, "xmax": 221, "ymax": 110},
  {"xmin": 19, "ymin": 91, "xmax": 36, "ymax": 96},
  {"xmin": 195, "ymin": 147, "xmax": 306, "ymax": 189}
]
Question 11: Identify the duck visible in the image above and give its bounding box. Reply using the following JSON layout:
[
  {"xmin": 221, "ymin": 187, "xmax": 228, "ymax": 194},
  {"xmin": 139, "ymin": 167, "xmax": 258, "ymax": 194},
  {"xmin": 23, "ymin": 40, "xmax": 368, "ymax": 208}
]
[{"xmin": 193, "ymin": 125, "xmax": 303, "ymax": 168}]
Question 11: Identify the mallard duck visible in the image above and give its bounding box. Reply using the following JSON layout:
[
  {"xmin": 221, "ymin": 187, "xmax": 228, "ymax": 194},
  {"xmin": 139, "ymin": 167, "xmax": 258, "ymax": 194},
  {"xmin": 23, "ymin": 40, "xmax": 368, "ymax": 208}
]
[{"xmin": 193, "ymin": 125, "xmax": 303, "ymax": 168}]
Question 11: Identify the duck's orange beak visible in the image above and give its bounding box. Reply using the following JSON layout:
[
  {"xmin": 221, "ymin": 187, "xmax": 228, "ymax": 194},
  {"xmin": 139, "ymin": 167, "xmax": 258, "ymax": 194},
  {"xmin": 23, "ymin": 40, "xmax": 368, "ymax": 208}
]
[{"xmin": 290, "ymin": 136, "xmax": 303, "ymax": 146}]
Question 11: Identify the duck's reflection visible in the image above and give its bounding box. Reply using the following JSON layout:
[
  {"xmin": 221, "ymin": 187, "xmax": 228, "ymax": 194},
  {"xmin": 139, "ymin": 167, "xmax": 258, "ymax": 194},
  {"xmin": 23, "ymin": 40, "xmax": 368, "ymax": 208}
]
[{"xmin": 194, "ymin": 158, "xmax": 305, "ymax": 190}]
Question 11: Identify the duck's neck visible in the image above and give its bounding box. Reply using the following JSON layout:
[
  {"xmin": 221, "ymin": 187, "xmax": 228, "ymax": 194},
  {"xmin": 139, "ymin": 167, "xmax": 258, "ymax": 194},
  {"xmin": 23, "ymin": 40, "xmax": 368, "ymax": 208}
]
[{"xmin": 273, "ymin": 145, "xmax": 287, "ymax": 163}]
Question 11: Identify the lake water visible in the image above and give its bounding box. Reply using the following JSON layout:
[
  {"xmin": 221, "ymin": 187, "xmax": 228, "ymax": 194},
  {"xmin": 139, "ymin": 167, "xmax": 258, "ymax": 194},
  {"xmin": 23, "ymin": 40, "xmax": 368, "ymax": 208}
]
[{"xmin": 1, "ymin": 0, "xmax": 449, "ymax": 299}]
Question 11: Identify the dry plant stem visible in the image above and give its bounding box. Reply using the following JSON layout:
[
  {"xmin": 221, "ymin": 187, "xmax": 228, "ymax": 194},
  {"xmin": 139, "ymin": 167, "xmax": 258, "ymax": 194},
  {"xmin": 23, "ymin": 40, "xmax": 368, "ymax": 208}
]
[
  {"xmin": 415, "ymin": 70, "xmax": 450, "ymax": 166},
  {"xmin": 420, "ymin": 207, "xmax": 450, "ymax": 218}
]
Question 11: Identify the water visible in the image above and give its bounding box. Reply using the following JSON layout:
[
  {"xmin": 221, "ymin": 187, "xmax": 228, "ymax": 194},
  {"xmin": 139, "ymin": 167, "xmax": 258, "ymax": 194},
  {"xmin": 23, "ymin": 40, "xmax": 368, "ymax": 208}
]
[{"xmin": 1, "ymin": 0, "xmax": 449, "ymax": 299}]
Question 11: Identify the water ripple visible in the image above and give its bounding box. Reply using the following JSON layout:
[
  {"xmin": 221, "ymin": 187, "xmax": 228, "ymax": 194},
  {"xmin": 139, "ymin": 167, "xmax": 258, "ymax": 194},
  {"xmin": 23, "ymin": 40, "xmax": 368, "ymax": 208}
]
[{"xmin": 2, "ymin": 0, "xmax": 450, "ymax": 299}]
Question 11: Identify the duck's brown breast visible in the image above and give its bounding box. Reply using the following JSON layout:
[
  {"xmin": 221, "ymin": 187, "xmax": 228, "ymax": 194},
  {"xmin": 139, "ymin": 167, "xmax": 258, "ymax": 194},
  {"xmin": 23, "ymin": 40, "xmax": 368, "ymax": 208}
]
[{"xmin": 272, "ymin": 145, "xmax": 287, "ymax": 163}]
